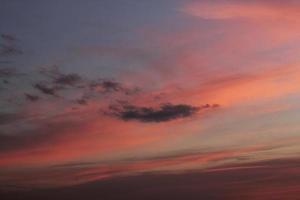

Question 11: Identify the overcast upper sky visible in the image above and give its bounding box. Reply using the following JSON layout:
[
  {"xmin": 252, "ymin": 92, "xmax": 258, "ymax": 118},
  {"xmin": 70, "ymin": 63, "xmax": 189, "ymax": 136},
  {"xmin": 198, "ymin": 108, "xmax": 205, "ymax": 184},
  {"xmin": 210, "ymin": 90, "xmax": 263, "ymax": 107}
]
[{"xmin": 1, "ymin": 0, "xmax": 300, "ymax": 199}]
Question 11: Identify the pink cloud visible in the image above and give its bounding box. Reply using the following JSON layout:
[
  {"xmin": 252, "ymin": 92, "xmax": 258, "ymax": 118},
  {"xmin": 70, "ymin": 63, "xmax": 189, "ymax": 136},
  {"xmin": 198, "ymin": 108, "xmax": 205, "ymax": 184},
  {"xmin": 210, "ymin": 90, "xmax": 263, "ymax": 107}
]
[
  {"xmin": 181, "ymin": 1, "xmax": 300, "ymax": 21},
  {"xmin": 0, "ymin": 145, "xmax": 263, "ymax": 188}
]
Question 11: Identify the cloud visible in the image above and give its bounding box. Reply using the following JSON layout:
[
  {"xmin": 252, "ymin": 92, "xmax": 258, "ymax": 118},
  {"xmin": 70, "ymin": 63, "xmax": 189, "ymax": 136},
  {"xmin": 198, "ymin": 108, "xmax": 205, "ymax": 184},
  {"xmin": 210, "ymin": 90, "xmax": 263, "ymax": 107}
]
[
  {"xmin": 0, "ymin": 68, "xmax": 17, "ymax": 78},
  {"xmin": 0, "ymin": 33, "xmax": 22, "ymax": 56},
  {"xmin": 54, "ymin": 73, "xmax": 82, "ymax": 86},
  {"xmin": 181, "ymin": 1, "xmax": 300, "ymax": 20},
  {"xmin": 0, "ymin": 45, "xmax": 22, "ymax": 56},
  {"xmin": 39, "ymin": 66, "xmax": 83, "ymax": 87},
  {"xmin": 0, "ymin": 145, "xmax": 263, "ymax": 190},
  {"xmin": 89, "ymin": 79, "xmax": 140, "ymax": 95},
  {"xmin": 1, "ymin": 34, "xmax": 17, "ymax": 42},
  {"xmin": 35, "ymin": 66, "xmax": 139, "ymax": 103},
  {"xmin": 0, "ymin": 65, "xmax": 142, "ymax": 109},
  {"xmin": 30, "ymin": 66, "xmax": 86, "ymax": 99},
  {"xmin": 100, "ymin": 80, "xmax": 123, "ymax": 92},
  {"xmin": 33, "ymin": 82, "xmax": 59, "ymax": 96},
  {"xmin": 76, "ymin": 98, "xmax": 88, "ymax": 105},
  {"xmin": 107, "ymin": 103, "xmax": 218, "ymax": 123},
  {"xmin": 90, "ymin": 80, "xmax": 122, "ymax": 92},
  {"xmin": 3, "ymin": 157, "xmax": 299, "ymax": 200},
  {"xmin": 24, "ymin": 93, "xmax": 40, "ymax": 102}
]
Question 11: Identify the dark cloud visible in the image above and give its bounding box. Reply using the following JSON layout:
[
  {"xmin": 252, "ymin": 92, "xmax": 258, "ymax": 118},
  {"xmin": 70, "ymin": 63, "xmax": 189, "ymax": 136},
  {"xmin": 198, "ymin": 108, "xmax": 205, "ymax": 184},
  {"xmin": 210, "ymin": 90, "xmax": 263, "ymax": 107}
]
[
  {"xmin": 89, "ymin": 80, "xmax": 123, "ymax": 93},
  {"xmin": 31, "ymin": 66, "xmax": 85, "ymax": 99},
  {"xmin": 32, "ymin": 69, "xmax": 139, "ymax": 104},
  {"xmin": 0, "ymin": 34, "xmax": 22, "ymax": 57},
  {"xmin": 24, "ymin": 93, "xmax": 40, "ymax": 102},
  {"xmin": 89, "ymin": 79, "xmax": 140, "ymax": 96},
  {"xmin": 1, "ymin": 34, "xmax": 17, "ymax": 42},
  {"xmin": 39, "ymin": 65, "xmax": 60, "ymax": 78},
  {"xmin": 76, "ymin": 98, "xmax": 88, "ymax": 105},
  {"xmin": 124, "ymin": 87, "xmax": 141, "ymax": 95},
  {"xmin": 54, "ymin": 73, "xmax": 82, "ymax": 86},
  {"xmin": 101, "ymin": 80, "xmax": 122, "ymax": 92},
  {"xmin": 33, "ymin": 82, "xmax": 59, "ymax": 96},
  {"xmin": 38, "ymin": 66, "xmax": 140, "ymax": 99},
  {"xmin": 107, "ymin": 103, "xmax": 215, "ymax": 122},
  {"xmin": 0, "ymin": 64, "xmax": 139, "ymax": 107},
  {"xmin": 0, "ymin": 44, "xmax": 22, "ymax": 56},
  {"xmin": 40, "ymin": 66, "xmax": 83, "ymax": 87}
]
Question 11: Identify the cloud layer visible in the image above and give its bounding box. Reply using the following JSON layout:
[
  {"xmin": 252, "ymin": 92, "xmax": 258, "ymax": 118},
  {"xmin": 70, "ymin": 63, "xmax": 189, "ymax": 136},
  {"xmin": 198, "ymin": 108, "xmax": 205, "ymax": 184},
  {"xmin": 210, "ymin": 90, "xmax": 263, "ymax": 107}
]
[{"xmin": 182, "ymin": 1, "xmax": 300, "ymax": 20}]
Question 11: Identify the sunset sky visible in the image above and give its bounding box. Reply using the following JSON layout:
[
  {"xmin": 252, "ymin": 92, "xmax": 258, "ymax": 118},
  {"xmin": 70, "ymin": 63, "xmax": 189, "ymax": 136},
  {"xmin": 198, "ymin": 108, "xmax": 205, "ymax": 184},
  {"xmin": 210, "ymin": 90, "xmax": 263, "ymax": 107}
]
[{"xmin": 1, "ymin": 0, "xmax": 300, "ymax": 199}]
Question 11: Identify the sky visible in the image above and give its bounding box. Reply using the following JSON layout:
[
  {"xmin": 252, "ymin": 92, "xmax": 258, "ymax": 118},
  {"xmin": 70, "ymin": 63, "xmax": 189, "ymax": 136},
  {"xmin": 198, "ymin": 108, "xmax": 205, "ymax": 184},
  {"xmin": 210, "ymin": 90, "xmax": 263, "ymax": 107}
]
[{"xmin": 1, "ymin": 0, "xmax": 300, "ymax": 199}]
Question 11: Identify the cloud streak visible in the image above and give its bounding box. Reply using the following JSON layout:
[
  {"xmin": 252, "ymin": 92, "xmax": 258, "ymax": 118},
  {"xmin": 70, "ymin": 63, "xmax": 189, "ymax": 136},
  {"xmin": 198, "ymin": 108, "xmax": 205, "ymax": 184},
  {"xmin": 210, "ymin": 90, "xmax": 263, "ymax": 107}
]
[
  {"xmin": 0, "ymin": 145, "xmax": 263, "ymax": 189},
  {"xmin": 181, "ymin": 1, "xmax": 300, "ymax": 20}
]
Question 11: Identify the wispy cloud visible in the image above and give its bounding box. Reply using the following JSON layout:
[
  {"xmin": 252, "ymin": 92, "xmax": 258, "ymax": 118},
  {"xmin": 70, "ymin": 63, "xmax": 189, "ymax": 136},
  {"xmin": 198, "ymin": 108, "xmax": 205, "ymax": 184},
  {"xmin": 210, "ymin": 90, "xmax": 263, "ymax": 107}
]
[
  {"xmin": 0, "ymin": 68, "xmax": 18, "ymax": 78},
  {"xmin": 0, "ymin": 33, "xmax": 22, "ymax": 56},
  {"xmin": 24, "ymin": 93, "xmax": 40, "ymax": 102},
  {"xmin": 0, "ymin": 145, "xmax": 263, "ymax": 189},
  {"xmin": 33, "ymin": 82, "xmax": 60, "ymax": 97},
  {"xmin": 181, "ymin": 1, "xmax": 300, "ymax": 20}
]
